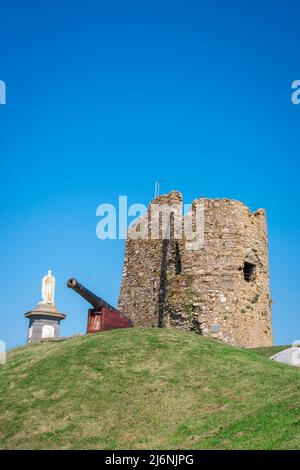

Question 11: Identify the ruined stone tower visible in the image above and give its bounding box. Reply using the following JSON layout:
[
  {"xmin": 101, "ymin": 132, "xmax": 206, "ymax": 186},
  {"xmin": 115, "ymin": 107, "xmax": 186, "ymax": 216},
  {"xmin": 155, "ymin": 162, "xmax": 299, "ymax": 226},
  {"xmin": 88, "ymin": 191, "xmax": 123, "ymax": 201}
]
[{"xmin": 118, "ymin": 191, "xmax": 273, "ymax": 348}]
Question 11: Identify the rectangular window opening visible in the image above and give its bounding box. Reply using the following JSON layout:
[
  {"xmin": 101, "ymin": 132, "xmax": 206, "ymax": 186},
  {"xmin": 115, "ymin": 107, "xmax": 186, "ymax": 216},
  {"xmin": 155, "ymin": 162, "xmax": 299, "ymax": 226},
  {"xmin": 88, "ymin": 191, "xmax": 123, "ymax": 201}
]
[
  {"xmin": 175, "ymin": 243, "xmax": 182, "ymax": 275},
  {"xmin": 244, "ymin": 262, "xmax": 256, "ymax": 282}
]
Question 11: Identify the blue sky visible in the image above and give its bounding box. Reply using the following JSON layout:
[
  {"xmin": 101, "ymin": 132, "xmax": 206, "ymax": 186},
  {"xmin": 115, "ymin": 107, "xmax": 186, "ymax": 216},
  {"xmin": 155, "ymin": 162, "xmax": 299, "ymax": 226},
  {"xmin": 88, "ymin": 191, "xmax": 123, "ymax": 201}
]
[{"xmin": 0, "ymin": 0, "xmax": 299, "ymax": 349}]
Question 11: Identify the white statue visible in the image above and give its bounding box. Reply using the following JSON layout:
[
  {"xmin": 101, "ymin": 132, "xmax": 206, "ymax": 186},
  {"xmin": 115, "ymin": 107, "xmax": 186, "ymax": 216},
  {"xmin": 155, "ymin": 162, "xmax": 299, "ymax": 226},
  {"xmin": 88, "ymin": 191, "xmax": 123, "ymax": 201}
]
[{"xmin": 40, "ymin": 270, "xmax": 55, "ymax": 305}]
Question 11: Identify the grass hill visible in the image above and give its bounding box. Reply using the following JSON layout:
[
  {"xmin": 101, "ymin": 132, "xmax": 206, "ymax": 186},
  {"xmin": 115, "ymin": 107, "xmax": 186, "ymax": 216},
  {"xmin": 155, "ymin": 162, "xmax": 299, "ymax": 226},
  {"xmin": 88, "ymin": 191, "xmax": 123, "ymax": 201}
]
[{"xmin": 0, "ymin": 328, "xmax": 299, "ymax": 450}]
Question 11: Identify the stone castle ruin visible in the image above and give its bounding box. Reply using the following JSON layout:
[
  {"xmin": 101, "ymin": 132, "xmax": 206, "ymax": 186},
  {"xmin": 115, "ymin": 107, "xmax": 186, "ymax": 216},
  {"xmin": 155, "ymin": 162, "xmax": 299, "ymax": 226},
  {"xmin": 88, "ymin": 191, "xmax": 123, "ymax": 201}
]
[{"xmin": 118, "ymin": 191, "xmax": 273, "ymax": 348}]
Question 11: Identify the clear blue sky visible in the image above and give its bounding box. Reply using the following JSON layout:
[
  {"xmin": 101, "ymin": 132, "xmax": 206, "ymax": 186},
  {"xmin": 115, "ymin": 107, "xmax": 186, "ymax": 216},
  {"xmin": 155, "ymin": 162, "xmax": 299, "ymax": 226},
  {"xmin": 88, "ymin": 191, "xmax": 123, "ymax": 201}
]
[{"xmin": 0, "ymin": 0, "xmax": 299, "ymax": 349}]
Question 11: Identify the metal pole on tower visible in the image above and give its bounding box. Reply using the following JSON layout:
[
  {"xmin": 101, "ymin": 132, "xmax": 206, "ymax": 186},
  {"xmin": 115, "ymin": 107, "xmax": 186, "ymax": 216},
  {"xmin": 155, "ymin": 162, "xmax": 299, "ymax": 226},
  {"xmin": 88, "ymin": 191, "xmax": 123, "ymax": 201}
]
[{"xmin": 154, "ymin": 179, "xmax": 163, "ymax": 198}]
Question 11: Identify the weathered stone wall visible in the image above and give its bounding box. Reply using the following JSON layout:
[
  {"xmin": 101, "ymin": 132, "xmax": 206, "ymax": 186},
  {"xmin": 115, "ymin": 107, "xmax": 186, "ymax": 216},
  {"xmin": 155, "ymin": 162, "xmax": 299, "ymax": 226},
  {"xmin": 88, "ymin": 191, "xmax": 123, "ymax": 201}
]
[
  {"xmin": 118, "ymin": 192, "xmax": 273, "ymax": 348},
  {"xmin": 118, "ymin": 192, "xmax": 183, "ymax": 327}
]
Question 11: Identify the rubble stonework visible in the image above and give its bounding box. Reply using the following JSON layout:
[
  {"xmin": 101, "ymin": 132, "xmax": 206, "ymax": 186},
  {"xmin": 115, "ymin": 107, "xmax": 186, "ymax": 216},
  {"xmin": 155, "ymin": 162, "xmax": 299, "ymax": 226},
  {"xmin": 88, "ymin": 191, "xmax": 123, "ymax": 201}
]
[{"xmin": 118, "ymin": 191, "xmax": 273, "ymax": 348}]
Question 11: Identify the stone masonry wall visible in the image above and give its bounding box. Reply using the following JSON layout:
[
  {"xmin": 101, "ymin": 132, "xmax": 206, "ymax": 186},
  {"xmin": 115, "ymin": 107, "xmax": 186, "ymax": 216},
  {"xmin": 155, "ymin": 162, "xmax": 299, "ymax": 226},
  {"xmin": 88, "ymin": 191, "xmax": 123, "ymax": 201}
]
[{"xmin": 118, "ymin": 191, "xmax": 273, "ymax": 348}]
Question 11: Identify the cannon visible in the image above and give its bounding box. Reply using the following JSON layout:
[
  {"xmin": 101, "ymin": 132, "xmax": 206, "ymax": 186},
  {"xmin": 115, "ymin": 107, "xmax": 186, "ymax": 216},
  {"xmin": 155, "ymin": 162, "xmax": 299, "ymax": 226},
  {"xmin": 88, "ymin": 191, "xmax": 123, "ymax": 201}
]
[{"xmin": 67, "ymin": 278, "xmax": 133, "ymax": 333}]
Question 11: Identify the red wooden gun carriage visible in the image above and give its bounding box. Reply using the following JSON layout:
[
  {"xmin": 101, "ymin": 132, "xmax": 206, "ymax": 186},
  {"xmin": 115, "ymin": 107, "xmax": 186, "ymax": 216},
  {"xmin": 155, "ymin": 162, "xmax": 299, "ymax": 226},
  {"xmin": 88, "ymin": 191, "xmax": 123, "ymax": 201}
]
[{"xmin": 67, "ymin": 278, "xmax": 133, "ymax": 333}]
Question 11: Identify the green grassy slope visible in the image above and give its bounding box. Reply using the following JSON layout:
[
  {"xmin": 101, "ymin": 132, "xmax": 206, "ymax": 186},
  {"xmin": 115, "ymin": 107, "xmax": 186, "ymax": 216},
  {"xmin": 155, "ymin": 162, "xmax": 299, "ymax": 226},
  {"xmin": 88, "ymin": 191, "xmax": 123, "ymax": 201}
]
[{"xmin": 0, "ymin": 328, "xmax": 300, "ymax": 450}]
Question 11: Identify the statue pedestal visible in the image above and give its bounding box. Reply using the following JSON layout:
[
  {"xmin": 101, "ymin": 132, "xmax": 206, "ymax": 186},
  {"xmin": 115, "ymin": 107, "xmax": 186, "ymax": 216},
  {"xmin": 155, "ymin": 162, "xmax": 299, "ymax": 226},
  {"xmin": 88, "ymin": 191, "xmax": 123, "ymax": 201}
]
[{"xmin": 25, "ymin": 303, "xmax": 66, "ymax": 343}]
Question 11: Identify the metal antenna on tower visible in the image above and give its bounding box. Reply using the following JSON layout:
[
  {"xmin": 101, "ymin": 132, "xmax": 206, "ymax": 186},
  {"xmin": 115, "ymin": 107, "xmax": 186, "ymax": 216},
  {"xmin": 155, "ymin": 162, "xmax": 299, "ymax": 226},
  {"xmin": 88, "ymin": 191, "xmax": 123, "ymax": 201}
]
[{"xmin": 154, "ymin": 180, "xmax": 163, "ymax": 198}]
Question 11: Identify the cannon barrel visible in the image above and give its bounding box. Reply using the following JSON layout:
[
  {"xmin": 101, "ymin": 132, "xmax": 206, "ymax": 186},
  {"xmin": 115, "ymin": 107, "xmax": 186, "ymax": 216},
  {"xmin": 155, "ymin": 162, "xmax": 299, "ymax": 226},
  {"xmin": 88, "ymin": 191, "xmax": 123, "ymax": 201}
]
[{"xmin": 67, "ymin": 278, "xmax": 118, "ymax": 312}]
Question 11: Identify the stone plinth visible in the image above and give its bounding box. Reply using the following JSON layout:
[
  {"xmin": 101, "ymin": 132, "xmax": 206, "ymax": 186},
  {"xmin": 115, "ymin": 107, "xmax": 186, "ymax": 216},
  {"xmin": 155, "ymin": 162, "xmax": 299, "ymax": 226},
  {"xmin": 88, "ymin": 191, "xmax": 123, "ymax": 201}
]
[{"xmin": 25, "ymin": 303, "xmax": 66, "ymax": 343}]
